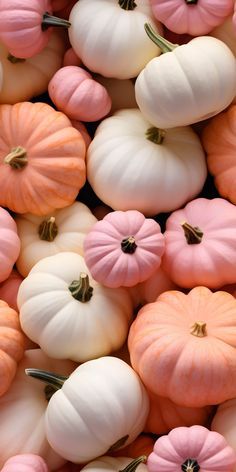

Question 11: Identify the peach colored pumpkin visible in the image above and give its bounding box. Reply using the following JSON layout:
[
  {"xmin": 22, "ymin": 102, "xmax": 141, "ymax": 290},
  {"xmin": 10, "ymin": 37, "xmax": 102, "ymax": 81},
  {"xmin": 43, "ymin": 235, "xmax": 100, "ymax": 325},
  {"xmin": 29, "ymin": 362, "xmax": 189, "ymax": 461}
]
[
  {"xmin": 48, "ymin": 66, "xmax": 111, "ymax": 122},
  {"xmin": 63, "ymin": 48, "xmax": 81, "ymax": 67},
  {"xmin": 128, "ymin": 286, "xmax": 236, "ymax": 407},
  {"xmin": 202, "ymin": 105, "xmax": 236, "ymax": 204},
  {"xmin": 211, "ymin": 398, "xmax": 236, "ymax": 469},
  {"xmin": 0, "ymin": 102, "xmax": 86, "ymax": 215},
  {"xmin": 148, "ymin": 425, "xmax": 236, "ymax": 472},
  {"xmin": 70, "ymin": 121, "xmax": 91, "ymax": 149},
  {"xmin": 0, "ymin": 207, "xmax": 20, "ymax": 283},
  {"xmin": 0, "ymin": 270, "xmax": 23, "ymax": 311},
  {"xmin": 162, "ymin": 197, "xmax": 236, "ymax": 288},
  {"xmin": 1, "ymin": 454, "xmax": 48, "ymax": 471},
  {"xmin": 84, "ymin": 210, "xmax": 165, "ymax": 288}
]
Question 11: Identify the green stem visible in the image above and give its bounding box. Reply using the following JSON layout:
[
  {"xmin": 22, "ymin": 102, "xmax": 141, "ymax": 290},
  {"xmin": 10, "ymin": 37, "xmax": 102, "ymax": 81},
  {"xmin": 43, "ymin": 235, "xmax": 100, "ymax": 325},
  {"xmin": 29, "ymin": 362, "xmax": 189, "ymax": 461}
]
[
  {"xmin": 144, "ymin": 23, "xmax": 179, "ymax": 52},
  {"xmin": 4, "ymin": 146, "xmax": 28, "ymax": 169},
  {"xmin": 118, "ymin": 0, "xmax": 137, "ymax": 10},
  {"xmin": 69, "ymin": 273, "xmax": 93, "ymax": 302},
  {"xmin": 38, "ymin": 217, "xmax": 58, "ymax": 242},
  {"xmin": 119, "ymin": 457, "xmax": 147, "ymax": 472},
  {"xmin": 181, "ymin": 222, "xmax": 203, "ymax": 245},
  {"xmin": 121, "ymin": 236, "xmax": 137, "ymax": 254},
  {"xmin": 41, "ymin": 12, "xmax": 71, "ymax": 31},
  {"xmin": 146, "ymin": 127, "xmax": 166, "ymax": 144},
  {"xmin": 25, "ymin": 369, "xmax": 68, "ymax": 390},
  {"xmin": 7, "ymin": 53, "xmax": 25, "ymax": 63}
]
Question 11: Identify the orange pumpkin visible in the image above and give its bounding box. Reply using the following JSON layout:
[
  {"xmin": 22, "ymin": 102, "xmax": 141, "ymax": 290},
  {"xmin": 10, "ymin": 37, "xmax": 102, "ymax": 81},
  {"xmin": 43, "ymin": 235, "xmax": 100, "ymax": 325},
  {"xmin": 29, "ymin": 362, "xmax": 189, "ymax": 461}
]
[
  {"xmin": 0, "ymin": 102, "xmax": 86, "ymax": 215},
  {"xmin": 128, "ymin": 287, "xmax": 236, "ymax": 408}
]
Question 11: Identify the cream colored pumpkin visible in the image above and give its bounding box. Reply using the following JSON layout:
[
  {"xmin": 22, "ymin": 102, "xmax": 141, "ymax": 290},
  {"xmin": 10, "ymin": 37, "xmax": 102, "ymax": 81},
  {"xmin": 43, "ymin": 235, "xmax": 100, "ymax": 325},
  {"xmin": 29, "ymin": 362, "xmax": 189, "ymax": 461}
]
[
  {"xmin": 15, "ymin": 202, "xmax": 97, "ymax": 277},
  {"xmin": 95, "ymin": 76, "xmax": 137, "ymax": 113}
]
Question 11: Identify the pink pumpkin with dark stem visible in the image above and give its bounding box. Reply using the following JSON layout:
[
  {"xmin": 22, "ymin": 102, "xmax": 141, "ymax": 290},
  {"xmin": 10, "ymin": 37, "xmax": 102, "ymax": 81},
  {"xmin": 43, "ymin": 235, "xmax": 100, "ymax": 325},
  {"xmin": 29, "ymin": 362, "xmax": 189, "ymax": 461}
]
[
  {"xmin": 83, "ymin": 210, "xmax": 165, "ymax": 288},
  {"xmin": 0, "ymin": 207, "xmax": 20, "ymax": 283},
  {"xmin": 147, "ymin": 425, "xmax": 236, "ymax": 472},
  {"xmin": 150, "ymin": 0, "xmax": 234, "ymax": 36},
  {"xmin": 1, "ymin": 454, "xmax": 48, "ymax": 471},
  {"xmin": 0, "ymin": 269, "xmax": 23, "ymax": 312},
  {"xmin": 48, "ymin": 66, "xmax": 112, "ymax": 122},
  {"xmin": 0, "ymin": 0, "xmax": 70, "ymax": 59}
]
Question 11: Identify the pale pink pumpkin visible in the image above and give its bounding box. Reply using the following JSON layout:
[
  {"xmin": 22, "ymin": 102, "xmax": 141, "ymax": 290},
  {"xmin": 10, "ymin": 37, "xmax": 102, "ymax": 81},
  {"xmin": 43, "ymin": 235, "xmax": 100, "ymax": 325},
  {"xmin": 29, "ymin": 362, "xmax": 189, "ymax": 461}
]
[
  {"xmin": 147, "ymin": 425, "xmax": 236, "ymax": 472},
  {"xmin": 83, "ymin": 210, "xmax": 165, "ymax": 288},
  {"xmin": 162, "ymin": 198, "xmax": 236, "ymax": 289},
  {"xmin": 48, "ymin": 66, "xmax": 112, "ymax": 122},
  {"xmin": 150, "ymin": 0, "xmax": 234, "ymax": 36},
  {"xmin": 0, "ymin": 208, "xmax": 20, "ymax": 283},
  {"xmin": 0, "ymin": 0, "xmax": 70, "ymax": 59},
  {"xmin": 1, "ymin": 454, "xmax": 48, "ymax": 471},
  {"xmin": 70, "ymin": 120, "xmax": 91, "ymax": 149},
  {"xmin": 63, "ymin": 48, "xmax": 81, "ymax": 67},
  {"xmin": 0, "ymin": 269, "xmax": 23, "ymax": 312}
]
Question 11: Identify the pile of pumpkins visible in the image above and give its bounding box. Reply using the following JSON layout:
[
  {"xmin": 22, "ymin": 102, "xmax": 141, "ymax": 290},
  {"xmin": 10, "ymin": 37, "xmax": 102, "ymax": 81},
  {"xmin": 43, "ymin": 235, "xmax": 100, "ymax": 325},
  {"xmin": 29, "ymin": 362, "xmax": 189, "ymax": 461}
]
[{"xmin": 0, "ymin": 0, "xmax": 236, "ymax": 471}]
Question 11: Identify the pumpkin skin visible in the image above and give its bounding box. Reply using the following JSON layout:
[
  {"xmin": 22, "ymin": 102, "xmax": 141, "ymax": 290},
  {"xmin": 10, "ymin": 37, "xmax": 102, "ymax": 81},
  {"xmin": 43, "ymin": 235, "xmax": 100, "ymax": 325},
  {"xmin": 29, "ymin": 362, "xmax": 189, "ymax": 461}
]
[
  {"xmin": 48, "ymin": 66, "xmax": 112, "ymax": 122},
  {"xmin": 211, "ymin": 398, "xmax": 236, "ymax": 467},
  {"xmin": 18, "ymin": 252, "xmax": 133, "ymax": 362},
  {"xmin": 147, "ymin": 425, "xmax": 236, "ymax": 472},
  {"xmin": 162, "ymin": 197, "xmax": 236, "ymax": 288},
  {"xmin": 15, "ymin": 202, "xmax": 97, "ymax": 278},
  {"xmin": 83, "ymin": 210, "xmax": 165, "ymax": 288},
  {"xmin": 0, "ymin": 349, "xmax": 75, "ymax": 470},
  {"xmin": 0, "ymin": 102, "xmax": 86, "ymax": 215},
  {"xmin": 80, "ymin": 456, "xmax": 147, "ymax": 472},
  {"xmin": 210, "ymin": 16, "xmax": 236, "ymax": 57},
  {"xmin": 0, "ymin": 269, "xmax": 23, "ymax": 311},
  {"xmin": 68, "ymin": 0, "xmax": 162, "ymax": 79},
  {"xmin": 70, "ymin": 121, "xmax": 91, "ymax": 149},
  {"xmin": 0, "ymin": 207, "xmax": 20, "ymax": 283},
  {"xmin": 87, "ymin": 109, "xmax": 207, "ymax": 216},
  {"xmin": 135, "ymin": 32, "xmax": 236, "ymax": 129},
  {"xmin": 150, "ymin": 0, "xmax": 234, "ymax": 36},
  {"xmin": 1, "ymin": 454, "xmax": 48, "ymax": 472},
  {"xmin": 63, "ymin": 48, "xmax": 81, "ymax": 67},
  {"xmin": 128, "ymin": 286, "xmax": 236, "ymax": 407},
  {"xmin": 202, "ymin": 105, "xmax": 236, "ymax": 204},
  {"xmin": 112, "ymin": 435, "xmax": 155, "ymax": 459},
  {"xmin": 95, "ymin": 76, "xmax": 137, "ymax": 114}
]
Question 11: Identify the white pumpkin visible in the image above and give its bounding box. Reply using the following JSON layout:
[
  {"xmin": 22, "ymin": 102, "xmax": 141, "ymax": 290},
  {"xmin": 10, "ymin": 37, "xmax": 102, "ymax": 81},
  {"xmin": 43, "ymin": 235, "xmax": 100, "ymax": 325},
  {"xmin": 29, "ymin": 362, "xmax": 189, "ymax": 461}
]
[
  {"xmin": 86, "ymin": 108, "xmax": 207, "ymax": 216},
  {"xmin": 15, "ymin": 202, "xmax": 97, "ymax": 277},
  {"xmin": 17, "ymin": 252, "xmax": 133, "ymax": 362},
  {"xmin": 135, "ymin": 26, "xmax": 236, "ymax": 128},
  {"xmin": 81, "ymin": 456, "xmax": 147, "ymax": 472},
  {"xmin": 0, "ymin": 349, "xmax": 75, "ymax": 470},
  {"xmin": 26, "ymin": 356, "xmax": 149, "ymax": 462},
  {"xmin": 68, "ymin": 0, "xmax": 162, "ymax": 79}
]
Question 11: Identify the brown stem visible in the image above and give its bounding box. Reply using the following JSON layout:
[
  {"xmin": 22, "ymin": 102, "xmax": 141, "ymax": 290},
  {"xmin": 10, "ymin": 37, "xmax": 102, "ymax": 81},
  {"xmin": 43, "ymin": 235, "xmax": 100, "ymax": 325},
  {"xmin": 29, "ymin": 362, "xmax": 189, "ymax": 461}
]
[
  {"xmin": 190, "ymin": 321, "xmax": 207, "ymax": 338},
  {"xmin": 38, "ymin": 217, "xmax": 58, "ymax": 242},
  {"xmin": 185, "ymin": 0, "xmax": 198, "ymax": 4},
  {"xmin": 118, "ymin": 0, "xmax": 137, "ymax": 10},
  {"xmin": 146, "ymin": 127, "xmax": 166, "ymax": 144},
  {"xmin": 107, "ymin": 434, "xmax": 129, "ymax": 452},
  {"xmin": 7, "ymin": 53, "xmax": 25, "ymax": 63},
  {"xmin": 4, "ymin": 146, "xmax": 28, "ymax": 169},
  {"xmin": 121, "ymin": 236, "xmax": 137, "ymax": 254},
  {"xmin": 69, "ymin": 273, "xmax": 93, "ymax": 302},
  {"xmin": 144, "ymin": 23, "xmax": 179, "ymax": 52},
  {"xmin": 41, "ymin": 12, "xmax": 71, "ymax": 31},
  {"xmin": 119, "ymin": 456, "xmax": 147, "ymax": 472},
  {"xmin": 181, "ymin": 458, "xmax": 200, "ymax": 472},
  {"xmin": 181, "ymin": 222, "xmax": 203, "ymax": 245}
]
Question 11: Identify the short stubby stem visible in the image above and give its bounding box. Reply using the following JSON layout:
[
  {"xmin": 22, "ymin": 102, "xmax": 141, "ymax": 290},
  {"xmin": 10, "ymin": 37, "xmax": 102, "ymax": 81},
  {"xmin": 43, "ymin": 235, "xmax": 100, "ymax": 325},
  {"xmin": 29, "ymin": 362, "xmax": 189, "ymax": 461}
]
[
  {"xmin": 181, "ymin": 458, "xmax": 200, "ymax": 472},
  {"xmin": 121, "ymin": 236, "xmax": 137, "ymax": 254},
  {"xmin": 146, "ymin": 127, "xmax": 166, "ymax": 144},
  {"xmin": 118, "ymin": 0, "xmax": 137, "ymax": 10},
  {"xmin": 190, "ymin": 321, "xmax": 207, "ymax": 338},
  {"xmin": 144, "ymin": 23, "xmax": 179, "ymax": 52},
  {"xmin": 181, "ymin": 222, "xmax": 203, "ymax": 245},
  {"xmin": 41, "ymin": 12, "xmax": 71, "ymax": 31},
  {"xmin": 4, "ymin": 146, "xmax": 28, "ymax": 169},
  {"xmin": 7, "ymin": 53, "xmax": 25, "ymax": 63},
  {"xmin": 38, "ymin": 217, "xmax": 58, "ymax": 242},
  {"xmin": 69, "ymin": 273, "xmax": 93, "ymax": 302}
]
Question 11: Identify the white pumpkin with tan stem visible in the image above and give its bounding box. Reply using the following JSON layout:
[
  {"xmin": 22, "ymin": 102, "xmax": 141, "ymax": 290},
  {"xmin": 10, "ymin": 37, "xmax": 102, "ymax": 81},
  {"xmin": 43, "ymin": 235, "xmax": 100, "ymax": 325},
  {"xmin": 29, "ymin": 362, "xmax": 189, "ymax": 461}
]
[
  {"xmin": 26, "ymin": 356, "xmax": 149, "ymax": 463},
  {"xmin": 15, "ymin": 202, "xmax": 97, "ymax": 277},
  {"xmin": 68, "ymin": 0, "xmax": 162, "ymax": 79},
  {"xmin": 18, "ymin": 252, "xmax": 133, "ymax": 362},
  {"xmin": 87, "ymin": 108, "xmax": 207, "ymax": 216},
  {"xmin": 135, "ymin": 24, "xmax": 236, "ymax": 128}
]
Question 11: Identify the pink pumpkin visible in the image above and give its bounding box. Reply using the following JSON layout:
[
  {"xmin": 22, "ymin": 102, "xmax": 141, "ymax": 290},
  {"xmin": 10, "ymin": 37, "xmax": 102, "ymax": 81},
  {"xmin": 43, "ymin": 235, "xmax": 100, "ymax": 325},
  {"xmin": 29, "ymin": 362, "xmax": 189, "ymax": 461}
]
[
  {"xmin": 1, "ymin": 454, "xmax": 48, "ymax": 471},
  {"xmin": 162, "ymin": 197, "xmax": 236, "ymax": 289},
  {"xmin": 147, "ymin": 425, "xmax": 236, "ymax": 472},
  {"xmin": 0, "ymin": 0, "xmax": 70, "ymax": 59},
  {"xmin": 63, "ymin": 48, "xmax": 81, "ymax": 67},
  {"xmin": 0, "ymin": 207, "xmax": 20, "ymax": 283},
  {"xmin": 48, "ymin": 66, "xmax": 112, "ymax": 122},
  {"xmin": 70, "ymin": 120, "xmax": 91, "ymax": 149},
  {"xmin": 0, "ymin": 269, "xmax": 23, "ymax": 312},
  {"xmin": 83, "ymin": 210, "xmax": 165, "ymax": 288},
  {"xmin": 150, "ymin": 0, "xmax": 234, "ymax": 36}
]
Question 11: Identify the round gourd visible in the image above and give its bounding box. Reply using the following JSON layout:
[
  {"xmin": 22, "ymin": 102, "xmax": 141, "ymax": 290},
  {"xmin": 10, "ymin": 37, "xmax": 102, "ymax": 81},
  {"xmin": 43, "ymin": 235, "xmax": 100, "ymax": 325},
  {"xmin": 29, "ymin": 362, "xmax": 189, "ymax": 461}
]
[
  {"xmin": 162, "ymin": 197, "xmax": 236, "ymax": 288},
  {"xmin": 84, "ymin": 210, "xmax": 165, "ymax": 288},
  {"xmin": 211, "ymin": 398, "xmax": 236, "ymax": 466},
  {"xmin": 48, "ymin": 66, "xmax": 111, "ymax": 122},
  {"xmin": 68, "ymin": 0, "xmax": 162, "ymax": 79},
  {"xmin": 15, "ymin": 202, "xmax": 97, "ymax": 278},
  {"xmin": 1, "ymin": 454, "xmax": 48, "ymax": 472},
  {"xmin": 135, "ymin": 25, "xmax": 236, "ymax": 128},
  {"xmin": 128, "ymin": 286, "xmax": 236, "ymax": 407},
  {"xmin": 0, "ymin": 269, "xmax": 23, "ymax": 311},
  {"xmin": 0, "ymin": 102, "xmax": 86, "ymax": 215},
  {"xmin": 150, "ymin": 0, "xmax": 234, "ymax": 36},
  {"xmin": 87, "ymin": 109, "xmax": 207, "ymax": 216},
  {"xmin": 129, "ymin": 266, "xmax": 178, "ymax": 307},
  {"xmin": 18, "ymin": 252, "xmax": 133, "ymax": 362},
  {"xmin": 147, "ymin": 425, "xmax": 236, "ymax": 472},
  {"xmin": 0, "ymin": 207, "xmax": 20, "ymax": 283},
  {"xmin": 26, "ymin": 356, "xmax": 149, "ymax": 463}
]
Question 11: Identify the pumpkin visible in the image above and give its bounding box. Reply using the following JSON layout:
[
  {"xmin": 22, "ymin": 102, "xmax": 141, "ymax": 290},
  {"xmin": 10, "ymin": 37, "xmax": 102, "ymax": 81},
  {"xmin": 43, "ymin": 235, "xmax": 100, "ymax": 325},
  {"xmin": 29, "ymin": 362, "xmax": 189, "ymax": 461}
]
[
  {"xmin": 147, "ymin": 425, "xmax": 236, "ymax": 472},
  {"xmin": 80, "ymin": 456, "xmax": 147, "ymax": 472},
  {"xmin": 87, "ymin": 109, "xmax": 207, "ymax": 216},
  {"xmin": 128, "ymin": 286, "xmax": 236, "ymax": 407},
  {"xmin": 26, "ymin": 356, "xmax": 149, "ymax": 463},
  {"xmin": 15, "ymin": 202, "xmax": 97, "ymax": 278},
  {"xmin": 70, "ymin": 121, "xmax": 91, "ymax": 149},
  {"xmin": 210, "ymin": 16, "xmax": 236, "ymax": 57},
  {"xmin": 18, "ymin": 252, "xmax": 133, "ymax": 362},
  {"xmin": 0, "ymin": 207, "xmax": 20, "ymax": 283},
  {"xmin": 0, "ymin": 349, "xmax": 75, "ymax": 470},
  {"xmin": 162, "ymin": 197, "xmax": 236, "ymax": 288},
  {"xmin": 95, "ymin": 76, "xmax": 137, "ymax": 114},
  {"xmin": 48, "ymin": 66, "xmax": 111, "ymax": 122},
  {"xmin": 202, "ymin": 105, "xmax": 236, "ymax": 204},
  {"xmin": 135, "ymin": 25, "xmax": 236, "ymax": 129},
  {"xmin": 0, "ymin": 102, "xmax": 86, "ymax": 215},
  {"xmin": 0, "ymin": 31, "xmax": 65, "ymax": 104},
  {"xmin": 150, "ymin": 0, "xmax": 234, "ymax": 36},
  {"xmin": 0, "ymin": 269, "xmax": 23, "ymax": 311},
  {"xmin": 68, "ymin": 0, "xmax": 162, "ymax": 79},
  {"xmin": 112, "ymin": 435, "xmax": 155, "ymax": 459},
  {"xmin": 0, "ymin": 0, "xmax": 70, "ymax": 59},
  {"xmin": 83, "ymin": 210, "xmax": 165, "ymax": 288},
  {"xmin": 211, "ymin": 398, "xmax": 236, "ymax": 464},
  {"xmin": 1, "ymin": 454, "xmax": 48, "ymax": 472},
  {"xmin": 63, "ymin": 48, "xmax": 81, "ymax": 67}
]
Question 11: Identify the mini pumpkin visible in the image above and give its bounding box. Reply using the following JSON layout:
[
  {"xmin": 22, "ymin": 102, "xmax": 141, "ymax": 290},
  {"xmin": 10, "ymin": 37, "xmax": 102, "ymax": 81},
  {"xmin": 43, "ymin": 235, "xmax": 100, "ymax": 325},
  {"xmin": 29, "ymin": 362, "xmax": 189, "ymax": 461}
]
[
  {"xmin": 70, "ymin": 121, "xmax": 91, "ymax": 149},
  {"xmin": 1, "ymin": 454, "xmax": 48, "ymax": 472},
  {"xmin": 63, "ymin": 48, "xmax": 81, "ymax": 67},
  {"xmin": 211, "ymin": 398, "xmax": 236, "ymax": 461},
  {"xmin": 0, "ymin": 269, "xmax": 23, "ymax": 311},
  {"xmin": 95, "ymin": 76, "xmax": 137, "ymax": 114},
  {"xmin": 0, "ymin": 207, "xmax": 20, "ymax": 283},
  {"xmin": 210, "ymin": 16, "xmax": 236, "ymax": 57}
]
